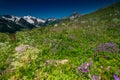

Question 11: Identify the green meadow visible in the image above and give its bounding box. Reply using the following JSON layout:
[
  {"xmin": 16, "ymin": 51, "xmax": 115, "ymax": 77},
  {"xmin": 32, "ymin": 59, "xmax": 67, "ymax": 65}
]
[{"xmin": 0, "ymin": 2, "xmax": 120, "ymax": 80}]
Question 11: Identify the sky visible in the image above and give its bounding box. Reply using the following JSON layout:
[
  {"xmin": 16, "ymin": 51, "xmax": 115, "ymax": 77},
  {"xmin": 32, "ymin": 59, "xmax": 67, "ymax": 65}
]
[{"xmin": 0, "ymin": 0, "xmax": 120, "ymax": 18}]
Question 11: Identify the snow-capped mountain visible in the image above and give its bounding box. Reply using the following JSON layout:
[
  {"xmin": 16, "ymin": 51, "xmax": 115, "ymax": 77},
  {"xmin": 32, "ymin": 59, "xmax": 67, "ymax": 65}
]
[
  {"xmin": 0, "ymin": 13, "xmax": 80, "ymax": 33},
  {"xmin": 23, "ymin": 16, "xmax": 46, "ymax": 24},
  {"xmin": 1, "ymin": 15, "xmax": 47, "ymax": 25},
  {"xmin": 0, "ymin": 16, "xmax": 23, "ymax": 33},
  {"xmin": 0, "ymin": 15, "xmax": 57, "ymax": 27},
  {"xmin": 48, "ymin": 18, "xmax": 56, "ymax": 22},
  {"xmin": 23, "ymin": 16, "xmax": 35, "ymax": 24},
  {"xmin": 0, "ymin": 15, "xmax": 57, "ymax": 33},
  {"xmin": 1, "ymin": 15, "xmax": 20, "ymax": 22}
]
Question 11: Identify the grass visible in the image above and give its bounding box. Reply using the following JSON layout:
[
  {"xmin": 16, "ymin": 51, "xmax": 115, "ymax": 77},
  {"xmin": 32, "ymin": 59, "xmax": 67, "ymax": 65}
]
[{"xmin": 0, "ymin": 2, "xmax": 120, "ymax": 80}]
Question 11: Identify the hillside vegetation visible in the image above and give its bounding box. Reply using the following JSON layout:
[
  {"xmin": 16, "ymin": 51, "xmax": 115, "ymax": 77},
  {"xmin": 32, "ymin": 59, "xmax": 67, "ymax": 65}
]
[{"xmin": 0, "ymin": 2, "xmax": 120, "ymax": 80}]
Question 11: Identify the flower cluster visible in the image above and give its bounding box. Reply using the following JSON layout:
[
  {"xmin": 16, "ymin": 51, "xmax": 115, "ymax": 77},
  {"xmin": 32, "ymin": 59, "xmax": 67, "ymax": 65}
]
[
  {"xmin": 77, "ymin": 61, "xmax": 92, "ymax": 73},
  {"xmin": 92, "ymin": 75, "xmax": 101, "ymax": 80},
  {"xmin": 94, "ymin": 43, "xmax": 119, "ymax": 53},
  {"xmin": 113, "ymin": 74, "xmax": 120, "ymax": 80}
]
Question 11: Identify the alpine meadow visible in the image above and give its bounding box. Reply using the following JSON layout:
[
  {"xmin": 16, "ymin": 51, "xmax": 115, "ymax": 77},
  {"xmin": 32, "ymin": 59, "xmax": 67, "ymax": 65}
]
[{"xmin": 0, "ymin": 2, "xmax": 120, "ymax": 80}]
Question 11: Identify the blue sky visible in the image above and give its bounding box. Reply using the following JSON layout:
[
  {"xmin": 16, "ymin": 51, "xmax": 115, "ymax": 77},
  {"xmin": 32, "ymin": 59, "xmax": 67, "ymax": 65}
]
[{"xmin": 0, "ymin": 0, "xmax": 120, "ymax": 18}]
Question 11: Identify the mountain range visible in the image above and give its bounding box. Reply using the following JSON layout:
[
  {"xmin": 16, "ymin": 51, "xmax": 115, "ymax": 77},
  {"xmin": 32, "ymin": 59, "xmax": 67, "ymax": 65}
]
[
  {"xmin": 0, "ymin": 15, "xmax": 57, "ymax": 33},
  {"xmin": 0, "ymin": 13, "xmax": 79, "ymax": 33},
  {"xmin": 1, "ymin": 2, "xmax": 119, "ymax": 34}
]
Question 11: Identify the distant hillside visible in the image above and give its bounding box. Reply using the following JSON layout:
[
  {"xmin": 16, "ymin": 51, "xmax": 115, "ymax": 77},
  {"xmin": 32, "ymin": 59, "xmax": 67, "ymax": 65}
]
[{"xmin": 79, "ymin": 2, "xmax": 120, "ymax": 21}]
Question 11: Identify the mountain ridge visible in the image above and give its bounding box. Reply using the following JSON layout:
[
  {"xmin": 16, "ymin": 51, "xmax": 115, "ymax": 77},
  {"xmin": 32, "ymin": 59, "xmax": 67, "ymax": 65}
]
[
  {"xmin": 0, "ymin": 2, "xmax": 120, "ymax": 34},
  {"xmin": 0, "ymin": 15, "xmax": 58, "ymax": 33}
]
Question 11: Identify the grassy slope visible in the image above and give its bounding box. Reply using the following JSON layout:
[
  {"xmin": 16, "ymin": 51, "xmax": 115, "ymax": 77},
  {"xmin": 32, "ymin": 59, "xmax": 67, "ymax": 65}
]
[{"xmin": 0, "ymin": 2, "xmax": 120, "ymax": 80}]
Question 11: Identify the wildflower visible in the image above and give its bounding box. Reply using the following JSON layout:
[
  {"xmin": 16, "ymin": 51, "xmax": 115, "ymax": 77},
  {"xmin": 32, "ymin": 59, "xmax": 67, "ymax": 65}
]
[
  {"xmin": 77, "ymin": 66, "xmax": 89, "ymax": 73},
  {"xmin": 92, "ymin": 75, "xmax": 101, "ymax": 80},
  {"xmin": 15, "ymin": 44, "xmax": 32, "ymax": 53},
  {"xmin": 94, "ymin": 43, "xmax": 119, "ymax": 53},
  {"xmin": 77, "ymin": 61, "xmax": 92, "ymax": 73},
  {"xmin": 113, "ymin": 74, "xmax": 120, "ymax": 80}
]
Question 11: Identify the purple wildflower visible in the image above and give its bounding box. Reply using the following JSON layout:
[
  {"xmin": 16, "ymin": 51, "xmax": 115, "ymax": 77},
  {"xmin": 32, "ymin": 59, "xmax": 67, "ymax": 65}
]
[
  {"xmin": 94, "ymin": 43, "xmax": 119, "ymax": 53},
  {"xmin": 92, "ymin": 75, "xmax": 101, "ymax": 80},
  {"xmin": 92, "ymin": 75, "xmax": 96, "ymax": 80},
  {"xmin": 77, "ymin": 61, "xmax": 92, "ymax": 73},
  {"xmin": 113, "ymin": 74, "xmax": 120, "ymax": 80},
  {"xmin": 77, "ymin": 66, "xmax": 89, "ymax": 73}
]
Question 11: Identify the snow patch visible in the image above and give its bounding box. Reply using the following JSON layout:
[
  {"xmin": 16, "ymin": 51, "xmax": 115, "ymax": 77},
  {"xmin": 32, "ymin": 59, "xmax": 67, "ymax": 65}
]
[
  {"xmin": 23, "ymin": 16, "xmax": 46, "ymax": 24},
  {"xmin": 48, "ymin": 18, "xmax": 56, "ymax": 22},
  {"xmin": 37, "ymin": 18, "xmax": 46, "ymax": 23},
  {"xmin": 2, "ymin": 16, "xmax": 20, "ymax": 22},
  {"xmin": 23, "ymin": 16, "xmax": 34, "ymax": 24}
]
